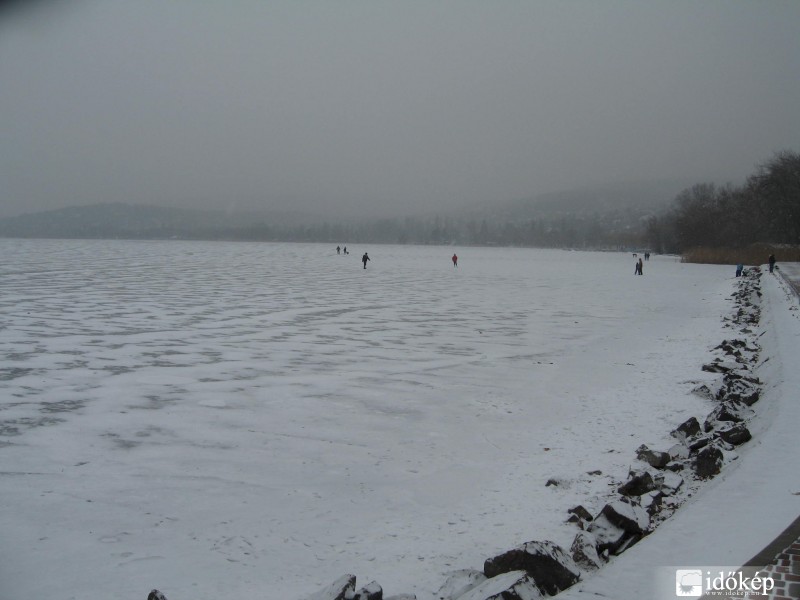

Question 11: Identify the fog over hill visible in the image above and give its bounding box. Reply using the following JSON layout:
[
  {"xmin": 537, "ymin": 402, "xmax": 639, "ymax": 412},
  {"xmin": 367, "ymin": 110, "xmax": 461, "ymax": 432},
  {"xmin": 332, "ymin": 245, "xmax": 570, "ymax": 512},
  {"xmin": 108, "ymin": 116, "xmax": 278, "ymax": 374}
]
[
  {"xmin": 2, "ymin": 2, "xmax": 797, "ymax": 225},
  {"xmin": 0, "ymin": 203, "xmax": 315, "ymax": 240},
  {"xmin": 0, "ymin": 180, "xmax": 688, "ymax": 248},
  {"xmin": 460, "ymin": 179, "xmax": 690, "ymax": 221}
]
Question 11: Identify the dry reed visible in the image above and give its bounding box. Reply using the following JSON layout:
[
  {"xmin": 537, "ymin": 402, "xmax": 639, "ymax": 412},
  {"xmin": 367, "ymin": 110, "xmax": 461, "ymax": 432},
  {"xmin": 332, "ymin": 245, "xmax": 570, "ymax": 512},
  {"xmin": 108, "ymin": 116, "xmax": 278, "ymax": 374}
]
[{"xmin": 681, "ymin": 243, "xmax": 800, "ymax": 265}]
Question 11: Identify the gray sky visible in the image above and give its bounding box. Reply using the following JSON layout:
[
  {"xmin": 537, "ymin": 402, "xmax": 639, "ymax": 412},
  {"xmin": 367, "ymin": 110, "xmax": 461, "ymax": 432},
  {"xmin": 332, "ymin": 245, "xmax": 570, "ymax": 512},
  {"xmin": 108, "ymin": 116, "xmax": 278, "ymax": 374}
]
[{"xmin": 2, "ymin": 1, "xmax": 799, "ymax": 219}]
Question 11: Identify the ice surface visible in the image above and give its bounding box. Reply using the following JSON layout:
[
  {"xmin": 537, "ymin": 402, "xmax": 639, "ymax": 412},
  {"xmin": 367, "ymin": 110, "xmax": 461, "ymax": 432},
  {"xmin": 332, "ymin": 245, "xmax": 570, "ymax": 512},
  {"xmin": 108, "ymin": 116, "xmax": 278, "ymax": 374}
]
[{"xmin": 0, "ymin": 240, "xmax": 736, "ymax": 599}]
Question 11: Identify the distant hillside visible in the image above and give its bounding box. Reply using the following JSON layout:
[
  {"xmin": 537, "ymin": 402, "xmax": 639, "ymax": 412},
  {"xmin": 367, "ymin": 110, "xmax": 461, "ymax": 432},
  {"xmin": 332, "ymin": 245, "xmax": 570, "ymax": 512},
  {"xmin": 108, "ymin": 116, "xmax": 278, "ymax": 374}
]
[
  {"xmin": 0, "ymin": 180, "xmax": 687, "ymax": 248},
  {"xmin": 0, "ymin": 203, "xmax": 312, "ymax": 240}
]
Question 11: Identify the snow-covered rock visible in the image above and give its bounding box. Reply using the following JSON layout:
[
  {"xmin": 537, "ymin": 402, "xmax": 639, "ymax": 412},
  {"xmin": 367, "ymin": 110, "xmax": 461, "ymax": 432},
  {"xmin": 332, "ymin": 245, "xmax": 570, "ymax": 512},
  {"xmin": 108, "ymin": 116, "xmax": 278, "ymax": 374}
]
[
  {"xmin": 671, "ymin": 416, "xmax": 701, "ymax": 441},
  {"xmin": 353, "ymin": 580, "xmax": 383, "ymax": 600},
  {"xmin": 715, "ymin": 423, "xmax": 752, "ymax": 446},
  {"xmin": 570, "ymin": 532, "xmax": 603, "ymax": 571},
  {"xmin": 304, "ymin": 575, "xmax": 357, "ymax": 600},
  {"xmin": 668, "ymin": 442, "xmax": 690, "ymax": 460},
  {"xmin": 457, "ymin": 571, "xmax": 542, "ymax": 600},
  {"xmin": 716, "ymin": 372, "xmax": 761, "ymax": 406},
  {"xmin": 703, "ymin": 400, "xmax": 755, "ymax": 432},
  {"xmin": 635, "ymin": 444, "xmax": 671, "ymax": 469},
  {"xmin": 655, "ymin": 471, "xmax": 684, "ymax": 496},
  {"xmin": 701, "ymin": 360, "xmax": 739, "ymax": 373},
  {"xmin": 483, "ymin": 541, "xmax": 580, "ymax": 596},
  {"xmin": 436, "ymin": 569, "xmax": 486, "ymax": 600},
  {"xmin": 587, "ymin": 513, "xmax": 628, "ymax": 555},
  {"xmin": 617, "ymin": 470, "xmax": 656, "ymax": 496},
  {"xmin": 597, "ymin": 501, "xmax": 650, "ymax": 536},
  {"xmin": 566, "ymin": 505, "xmax": 593, "ymax": 523},
  {"xmin": 688, "ymin": 434, "xmax": 712, "ymax": 452},
  {"xmin": 694, "ymin": 445, "xmax": 724, "ymax": 478},
  {"xmin": 639, "ymin": 490, "xmax": 664, "ymax": 515}
]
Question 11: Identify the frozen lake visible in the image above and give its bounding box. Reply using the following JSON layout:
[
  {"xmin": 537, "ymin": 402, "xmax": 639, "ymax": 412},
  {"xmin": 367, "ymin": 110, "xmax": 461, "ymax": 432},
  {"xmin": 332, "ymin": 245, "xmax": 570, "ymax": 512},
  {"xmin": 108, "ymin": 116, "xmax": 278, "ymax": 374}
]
[{"xmin": 0, "ymin": 239, "xmax": 734, "ymax": 599}]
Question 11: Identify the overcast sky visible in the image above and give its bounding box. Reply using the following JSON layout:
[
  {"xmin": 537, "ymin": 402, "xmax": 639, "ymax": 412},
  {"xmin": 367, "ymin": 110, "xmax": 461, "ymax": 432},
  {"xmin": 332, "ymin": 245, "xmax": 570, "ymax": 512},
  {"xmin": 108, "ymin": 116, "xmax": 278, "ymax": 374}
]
[{"xmin": 1, "ymin": 1, "xmax": 799, "ymax": 219}]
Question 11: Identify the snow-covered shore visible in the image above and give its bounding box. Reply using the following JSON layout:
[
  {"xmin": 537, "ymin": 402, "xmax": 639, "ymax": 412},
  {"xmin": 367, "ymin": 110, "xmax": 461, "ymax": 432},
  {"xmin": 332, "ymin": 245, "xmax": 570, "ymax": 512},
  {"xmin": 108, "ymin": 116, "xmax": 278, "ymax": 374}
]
[
  {"xmin": 559, "ymin": 266, "xmax": 800, "ymax": 599},
  {"xmin": 3, "ymin": 240, "xmax": 792, "ymax": 600}
]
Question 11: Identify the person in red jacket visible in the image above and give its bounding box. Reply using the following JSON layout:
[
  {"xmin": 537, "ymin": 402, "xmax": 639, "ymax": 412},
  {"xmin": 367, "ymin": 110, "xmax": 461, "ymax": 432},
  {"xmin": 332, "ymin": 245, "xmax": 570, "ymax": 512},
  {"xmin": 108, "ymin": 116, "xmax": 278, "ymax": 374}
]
[{"xmin": 452, "ymin": 253, "xmax": 458, "ymax": 267}]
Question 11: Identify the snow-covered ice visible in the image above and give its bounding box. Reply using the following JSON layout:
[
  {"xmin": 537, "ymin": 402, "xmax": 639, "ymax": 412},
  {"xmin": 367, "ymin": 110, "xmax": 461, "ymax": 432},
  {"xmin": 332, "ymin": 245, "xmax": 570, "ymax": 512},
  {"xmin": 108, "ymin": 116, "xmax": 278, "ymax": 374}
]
[{"xmin": 0, "ymin": 239, "xmax": 783, "ymax": 599}]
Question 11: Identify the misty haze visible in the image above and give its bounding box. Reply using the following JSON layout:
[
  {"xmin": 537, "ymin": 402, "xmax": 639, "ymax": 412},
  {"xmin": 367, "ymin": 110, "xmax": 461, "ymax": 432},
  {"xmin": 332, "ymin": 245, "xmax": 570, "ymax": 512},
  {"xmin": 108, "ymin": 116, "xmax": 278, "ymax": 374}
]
[{"xmin": 1, "ymin": 1, "xmax": 798, "ymax": 223}]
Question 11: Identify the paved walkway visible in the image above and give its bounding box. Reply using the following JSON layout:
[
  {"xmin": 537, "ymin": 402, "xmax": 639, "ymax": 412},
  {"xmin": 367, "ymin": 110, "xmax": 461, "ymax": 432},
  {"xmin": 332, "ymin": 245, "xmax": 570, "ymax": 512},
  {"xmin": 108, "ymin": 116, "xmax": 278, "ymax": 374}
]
[
  {"xmin": 719, "ymin": 514, "xmax": 800, "ymax": 599},
  {"xmin": 738, "ymin": 265, "xmax": 800, "ymax": 600}
]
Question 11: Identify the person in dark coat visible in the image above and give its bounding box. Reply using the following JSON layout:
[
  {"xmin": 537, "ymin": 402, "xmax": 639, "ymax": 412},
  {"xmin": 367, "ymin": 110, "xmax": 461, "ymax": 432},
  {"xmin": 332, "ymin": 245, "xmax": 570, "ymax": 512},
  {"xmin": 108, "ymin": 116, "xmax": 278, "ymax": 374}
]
[
  {"xmin": 769, "ymin": 254, "xmax": 776, "ymax": 273},
  {"xmin": 362, "ymin": 252, "xmax": 370, "ymax": 269}
]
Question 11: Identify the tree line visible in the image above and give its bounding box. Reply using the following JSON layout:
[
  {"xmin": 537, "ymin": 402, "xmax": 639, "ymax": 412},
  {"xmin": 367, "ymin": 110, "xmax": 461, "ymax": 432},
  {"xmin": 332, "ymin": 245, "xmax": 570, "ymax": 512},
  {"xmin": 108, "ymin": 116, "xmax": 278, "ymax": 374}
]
[
  {"xmin": 221, "ymin": 212, "xmax": 644, "ymax": 249},
  {"xmin": 645, "ymin": 150, "xmax": 800, "ymax": 254}
]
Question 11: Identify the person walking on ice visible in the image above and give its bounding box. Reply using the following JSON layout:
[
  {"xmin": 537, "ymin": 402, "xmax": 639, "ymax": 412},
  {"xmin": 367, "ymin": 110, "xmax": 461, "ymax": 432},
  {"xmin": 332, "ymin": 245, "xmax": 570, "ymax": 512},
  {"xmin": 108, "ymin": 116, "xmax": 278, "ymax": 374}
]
[
  {"xmin": 362, "ymin": 252, "xmax": 370, "ymax": 269},
  {"xmin": 452, "ymin": 253, "xmax": 458, "ymax": 267}
]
